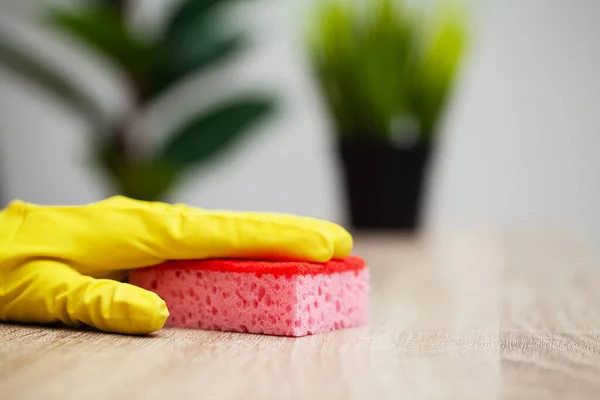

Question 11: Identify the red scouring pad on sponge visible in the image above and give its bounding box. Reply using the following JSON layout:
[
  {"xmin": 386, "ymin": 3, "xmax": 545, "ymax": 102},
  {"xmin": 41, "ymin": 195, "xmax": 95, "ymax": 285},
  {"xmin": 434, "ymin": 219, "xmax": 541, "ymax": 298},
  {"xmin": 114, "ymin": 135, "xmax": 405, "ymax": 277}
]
[{"xmin": 129, "ymin": 256, "xmax": 369, "ymax": 336}]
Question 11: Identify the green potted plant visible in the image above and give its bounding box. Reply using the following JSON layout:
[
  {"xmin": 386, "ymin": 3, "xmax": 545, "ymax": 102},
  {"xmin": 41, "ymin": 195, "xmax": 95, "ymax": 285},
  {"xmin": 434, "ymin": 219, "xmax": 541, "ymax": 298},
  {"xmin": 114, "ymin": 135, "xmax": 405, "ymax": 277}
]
[
  {"xmin": 306, "ymin": 0, "xmax": 467, "ymax": 230},
  {"xmin": 0, "ymin": 0, "xmax": 275, "ymax": 202}
]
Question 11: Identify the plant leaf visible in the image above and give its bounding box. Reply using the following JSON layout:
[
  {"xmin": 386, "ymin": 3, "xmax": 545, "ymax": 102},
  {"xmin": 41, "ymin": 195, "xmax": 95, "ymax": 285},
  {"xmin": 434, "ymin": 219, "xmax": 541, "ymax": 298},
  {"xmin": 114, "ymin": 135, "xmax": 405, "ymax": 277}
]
[
  {"xmin": 151, "ymin": 0, "xmax": 243, "ymax": 96},
  {"xmin": 410, "ymin": 2, "xmax": 467, "ymax": 138},
  {"xmin": 162, "ymin": 0, "xmax": 237, "ymax": 40},
  {"xmin": 307, "ymin": 0, "xmax": 363, "ymax": 136},
  {"xmin": 157, "ymin": 98, "xmax": 274, "ymax": 168},
  {"xmin": 307, "ymin": 0, "xmax": 467, "ymax": 141},
  {"xmin": 47, "ymin": 5, "xmax": 156, "ymax": 83},
  {"xmin": 0, "ymin": 33, "xmax": 105, "ymax": 128},
  {"xmin": 152, "ymin": 32, "xmax": 243, "ymax": 96},
  {"xmin": 308, "ymin": 0, "xmax": 413, "ymax": 139}
]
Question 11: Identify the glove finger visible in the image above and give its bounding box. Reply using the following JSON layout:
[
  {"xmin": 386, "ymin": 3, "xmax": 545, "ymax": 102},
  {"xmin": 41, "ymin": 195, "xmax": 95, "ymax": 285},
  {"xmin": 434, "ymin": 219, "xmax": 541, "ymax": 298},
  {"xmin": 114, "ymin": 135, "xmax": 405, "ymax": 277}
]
[
  {"xmin": 238, "ymin": 212, "xmax": 353, "ymax": 259},
  {"xmin": 157, "ymin": 210, "xmax": 336, "ymax": 262},
  {"xmin": 131, "ymin": 199, "xmax": 352, "ymax": 259},
  {"xmin": 90, "ymin": 196, "xmax": 336, "ymax": 267},
  {"xmin": 1, "ymin": 260, "xmax": 169, "ymax": 335}
]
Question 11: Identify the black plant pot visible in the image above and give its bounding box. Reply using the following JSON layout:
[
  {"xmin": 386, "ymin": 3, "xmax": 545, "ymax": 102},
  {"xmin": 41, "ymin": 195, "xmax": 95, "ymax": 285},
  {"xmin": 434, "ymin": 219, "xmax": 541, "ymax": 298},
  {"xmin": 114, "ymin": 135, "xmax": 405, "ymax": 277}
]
[{"xmin": 337, "ymin": 139, "xmax": 432, "ymax": 231}]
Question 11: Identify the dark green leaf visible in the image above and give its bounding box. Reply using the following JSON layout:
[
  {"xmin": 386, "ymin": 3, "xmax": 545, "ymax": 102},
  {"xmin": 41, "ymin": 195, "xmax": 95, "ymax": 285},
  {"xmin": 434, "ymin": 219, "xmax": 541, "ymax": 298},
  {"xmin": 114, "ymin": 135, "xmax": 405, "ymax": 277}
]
[
  {"xmin": 152, "ymin": 32, "xmax": 243, "ymax": 96},
  {"xmin": 0, "ymin": 34, "xmax": 105, "ymax": 128},
  {"xmin": 158, "ymin": 98, "xmax": 274, "ymax": 168},
  {"xmin": 151, "ymin": 0, "xmax": 244, "ymax": 96},
  {"xmin": 163, "ymin": 0, "xmax": 236, "ymax": 41},
  {"xmin": 47, "ymin": 5, "xmax": 156, "ymax": 82}
]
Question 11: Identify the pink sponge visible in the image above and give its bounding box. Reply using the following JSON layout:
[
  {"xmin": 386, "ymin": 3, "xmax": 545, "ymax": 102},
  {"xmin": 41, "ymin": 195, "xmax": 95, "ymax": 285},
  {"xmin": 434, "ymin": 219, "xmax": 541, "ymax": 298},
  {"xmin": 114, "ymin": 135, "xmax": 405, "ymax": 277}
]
[{"xmin": 129, "ymin": 256, "xmax": 369, "ymax": 336}]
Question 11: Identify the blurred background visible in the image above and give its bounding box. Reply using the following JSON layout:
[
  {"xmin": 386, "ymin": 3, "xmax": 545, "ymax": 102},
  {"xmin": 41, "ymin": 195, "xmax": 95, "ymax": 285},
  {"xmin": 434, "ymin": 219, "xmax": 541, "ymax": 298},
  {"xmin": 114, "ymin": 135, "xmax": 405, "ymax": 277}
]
[{"xmin": 1, "ymin": 0, "xmax": 599, "ymax": 252}]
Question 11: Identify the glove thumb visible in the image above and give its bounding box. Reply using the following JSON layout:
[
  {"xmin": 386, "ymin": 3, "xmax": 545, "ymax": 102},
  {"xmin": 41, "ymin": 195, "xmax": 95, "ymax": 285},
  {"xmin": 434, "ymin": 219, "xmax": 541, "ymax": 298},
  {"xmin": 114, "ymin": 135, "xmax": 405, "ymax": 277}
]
[{"xmin": 1, "ymin": 260, "xmax": 169, "ymax": 335}]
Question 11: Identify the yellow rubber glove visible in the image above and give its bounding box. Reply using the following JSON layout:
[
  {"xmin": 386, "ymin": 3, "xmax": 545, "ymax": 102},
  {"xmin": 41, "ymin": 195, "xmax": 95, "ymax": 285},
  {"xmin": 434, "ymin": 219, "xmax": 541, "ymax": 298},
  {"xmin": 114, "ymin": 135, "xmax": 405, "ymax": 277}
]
[{"xmin": 0, "ymin": 195, "xmax": 352, "ymax": 335}]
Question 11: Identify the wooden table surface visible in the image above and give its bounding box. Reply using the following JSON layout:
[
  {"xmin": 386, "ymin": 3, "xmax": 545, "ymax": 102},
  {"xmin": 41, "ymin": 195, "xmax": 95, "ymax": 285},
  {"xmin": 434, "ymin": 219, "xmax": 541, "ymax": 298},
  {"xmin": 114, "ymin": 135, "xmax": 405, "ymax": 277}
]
[{"xmin": 2, "ymin": 231, "xmax": 600, "ymax": 399}]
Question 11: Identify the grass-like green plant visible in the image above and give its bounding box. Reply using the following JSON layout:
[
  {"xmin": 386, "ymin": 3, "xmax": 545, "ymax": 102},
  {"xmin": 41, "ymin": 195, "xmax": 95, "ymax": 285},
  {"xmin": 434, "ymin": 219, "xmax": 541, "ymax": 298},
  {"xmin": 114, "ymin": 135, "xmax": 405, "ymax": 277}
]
[
  {"xmin": 0, "ymin": 0, "xmax": 276, "ymax": 201},
  {"xmin": 306, "ymin": 0, "xmax": 467, "ymax": 142}
]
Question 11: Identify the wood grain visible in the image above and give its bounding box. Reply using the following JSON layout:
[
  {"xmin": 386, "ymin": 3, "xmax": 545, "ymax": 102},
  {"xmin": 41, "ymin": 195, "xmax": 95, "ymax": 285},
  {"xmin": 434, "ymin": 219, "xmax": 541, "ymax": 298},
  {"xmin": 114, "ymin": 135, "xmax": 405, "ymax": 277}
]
[{"xmin": 2, "ymin": 231, "xmax": 600, "ymax": 399}]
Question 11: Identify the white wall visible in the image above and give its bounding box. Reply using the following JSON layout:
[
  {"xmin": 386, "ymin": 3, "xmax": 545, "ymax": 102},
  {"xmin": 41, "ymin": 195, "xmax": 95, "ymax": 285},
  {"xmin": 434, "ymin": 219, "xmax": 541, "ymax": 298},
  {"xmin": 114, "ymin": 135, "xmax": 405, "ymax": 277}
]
[
  {"xmin": 1, "ymin": 0, "xmax": 600, "ymax": 250},
  {"xmin": 424, "ymin": 0, "xmax": 600, "ymax": 251}
]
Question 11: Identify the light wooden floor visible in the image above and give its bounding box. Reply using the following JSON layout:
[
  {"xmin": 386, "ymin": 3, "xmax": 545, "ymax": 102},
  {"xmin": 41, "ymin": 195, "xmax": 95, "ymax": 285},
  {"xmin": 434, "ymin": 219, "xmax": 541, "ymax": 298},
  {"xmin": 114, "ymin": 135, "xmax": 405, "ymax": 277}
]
[{"xmin": 2, "ymin": 230, "xmax": 600, "ymax": 399}]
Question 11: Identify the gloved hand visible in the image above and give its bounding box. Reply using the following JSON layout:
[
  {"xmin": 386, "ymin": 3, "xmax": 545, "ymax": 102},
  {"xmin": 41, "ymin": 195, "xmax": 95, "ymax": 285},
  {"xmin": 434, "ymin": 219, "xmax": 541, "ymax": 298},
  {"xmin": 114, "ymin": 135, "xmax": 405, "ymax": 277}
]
[{"xmin": 0, "ymin": 195, "xmax": 352, "ymax": 335}]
